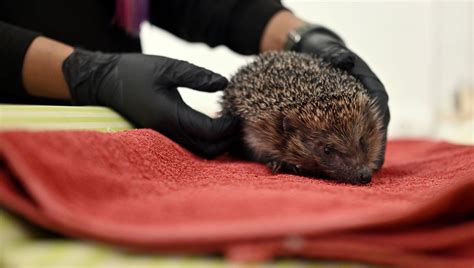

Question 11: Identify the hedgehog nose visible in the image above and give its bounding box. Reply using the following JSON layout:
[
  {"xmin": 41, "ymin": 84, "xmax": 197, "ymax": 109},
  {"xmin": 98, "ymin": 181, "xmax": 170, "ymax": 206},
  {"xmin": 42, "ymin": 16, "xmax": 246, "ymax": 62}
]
[{"xmin": 359, "ymin": 169, "xmax": 372, "ymax": 184}]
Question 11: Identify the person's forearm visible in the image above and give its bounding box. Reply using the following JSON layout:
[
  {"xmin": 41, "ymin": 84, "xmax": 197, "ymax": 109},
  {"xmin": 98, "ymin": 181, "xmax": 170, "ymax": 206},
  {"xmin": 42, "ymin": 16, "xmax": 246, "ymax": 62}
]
[
  {"xmin": 260, "ymin": 10, "xmax": 307, "ymax": 52},
  {"xmin": 22, "ymin": 36, "xmax": 74, "ymax": 99}
]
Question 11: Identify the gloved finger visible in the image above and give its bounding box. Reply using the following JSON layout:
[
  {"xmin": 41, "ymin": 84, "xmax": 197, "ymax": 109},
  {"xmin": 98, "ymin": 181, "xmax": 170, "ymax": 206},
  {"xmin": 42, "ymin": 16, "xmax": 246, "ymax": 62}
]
[
  {"xmin": 331, "ymin": 53, "xmax": 355, "ymax": 70},
  {"xmin": 358, "ymin": 75, "xmax": 389, "ymax": 117},
  {"xmin": 192, "ymin": 135, "xmax": 240, "ymax": 159},
  {"xmin": 358, "ymin": 76, "xmax": 387, "ymax": 100},
  {"xmin": 383, "ymin": 108, "xmax": 390, "ymax": 129},
  {"xmin": 349, "ymin": 53, "xmax": 379, "ymax": 80},
  {"xmin": 348, "ymin": 54, "xmax": 389, "ymax": 116},
  {"xmin": 166, "ymin": 60, "xmax": 228, "ymax": 92},
  {"xmin": 177, "ymin": 102, "xmax": 241, "ymax": 142},
  {"xmin": 320, "ymin": 44, "xmax": 355, "ymax": 70},
  {"xmin": 374, "ymin": 129, "xmax": 388, "ymax": 171},
  {"xmin": 164, "ymin": 126, "xmax": 237, "ymax": 159}
]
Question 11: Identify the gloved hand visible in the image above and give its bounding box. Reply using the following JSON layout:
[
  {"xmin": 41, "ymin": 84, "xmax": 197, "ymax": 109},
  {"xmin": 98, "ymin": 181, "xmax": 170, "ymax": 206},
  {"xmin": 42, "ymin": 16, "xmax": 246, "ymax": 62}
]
[
  {"xmin": 288, "ymin": 25, "xmax": 390, "ymax": 170},
  {"xmin": 62, "ymin": 49, "xmax": 239, "ymax": 159}
]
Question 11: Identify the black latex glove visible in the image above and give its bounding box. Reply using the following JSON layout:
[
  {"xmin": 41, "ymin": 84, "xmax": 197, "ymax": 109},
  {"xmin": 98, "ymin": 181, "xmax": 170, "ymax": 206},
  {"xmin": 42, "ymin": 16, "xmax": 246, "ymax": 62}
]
[
  {"xmin": 290, "ymin": 26, "xmax": 390, "ymax": 169},
  {"xmin": 62, "ymin": 49, "xmax": 239, "ymax": 159}
]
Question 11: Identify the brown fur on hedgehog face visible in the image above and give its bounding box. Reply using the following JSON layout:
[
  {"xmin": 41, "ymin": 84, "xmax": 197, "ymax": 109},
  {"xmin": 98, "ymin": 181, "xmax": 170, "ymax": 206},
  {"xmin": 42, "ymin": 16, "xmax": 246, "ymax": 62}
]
[{"xmin": 244, "ymin": 91, "xmax": 384, "ymax": 185}]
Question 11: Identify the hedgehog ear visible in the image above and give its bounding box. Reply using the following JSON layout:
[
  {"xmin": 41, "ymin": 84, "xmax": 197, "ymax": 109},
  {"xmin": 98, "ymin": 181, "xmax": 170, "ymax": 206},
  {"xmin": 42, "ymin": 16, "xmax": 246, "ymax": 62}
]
[{"xmin": 281, "ymin": 116, "xmax": 296, "ymax": 134}]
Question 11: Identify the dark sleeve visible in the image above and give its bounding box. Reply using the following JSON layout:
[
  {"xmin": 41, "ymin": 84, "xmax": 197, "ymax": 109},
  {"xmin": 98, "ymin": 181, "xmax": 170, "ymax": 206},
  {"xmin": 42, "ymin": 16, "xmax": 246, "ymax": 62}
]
[
  {"xmin": 149, "ymin": 0, "xmax": 286, "ymax": 55},
  {"xmin": 0, "ymin": 21, "xmax": 40, "ymax": 101}
]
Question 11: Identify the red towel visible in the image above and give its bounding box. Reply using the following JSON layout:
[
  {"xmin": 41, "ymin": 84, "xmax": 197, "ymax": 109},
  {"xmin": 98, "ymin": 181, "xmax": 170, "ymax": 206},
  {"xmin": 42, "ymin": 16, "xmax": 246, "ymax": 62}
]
[{"xmin": 0, "ymin": 129, "xmax": 473, "ymax": 267}]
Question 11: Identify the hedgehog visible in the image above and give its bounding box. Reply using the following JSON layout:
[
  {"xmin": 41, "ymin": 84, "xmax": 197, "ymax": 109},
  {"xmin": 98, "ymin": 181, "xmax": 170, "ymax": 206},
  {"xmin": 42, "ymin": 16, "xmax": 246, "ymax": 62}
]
[{"xmin": 221, "ymin": 51, "xmax": 385, "ymax": 185}]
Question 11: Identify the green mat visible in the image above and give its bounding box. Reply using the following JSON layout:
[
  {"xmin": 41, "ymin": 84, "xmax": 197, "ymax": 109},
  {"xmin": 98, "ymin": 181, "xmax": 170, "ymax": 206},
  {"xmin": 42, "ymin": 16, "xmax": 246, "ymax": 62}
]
[{"xmin": 0, "ymin": 104, "xmax": 371, "ymax": 268}]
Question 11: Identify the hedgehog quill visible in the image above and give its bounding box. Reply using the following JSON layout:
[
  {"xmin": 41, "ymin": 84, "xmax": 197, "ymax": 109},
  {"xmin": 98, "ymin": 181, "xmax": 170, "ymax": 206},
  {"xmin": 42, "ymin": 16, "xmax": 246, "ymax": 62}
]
[{"xmin": 221, "ymin": 51, "xmax": 385, "ymax": 185}]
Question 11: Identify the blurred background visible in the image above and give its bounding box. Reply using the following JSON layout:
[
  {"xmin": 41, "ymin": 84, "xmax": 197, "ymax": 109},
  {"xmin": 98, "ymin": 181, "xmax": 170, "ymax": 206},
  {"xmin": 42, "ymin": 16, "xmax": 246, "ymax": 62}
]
[{"xmin": 140, "ymin": 0, "xmax": 473, "ymax": 144}]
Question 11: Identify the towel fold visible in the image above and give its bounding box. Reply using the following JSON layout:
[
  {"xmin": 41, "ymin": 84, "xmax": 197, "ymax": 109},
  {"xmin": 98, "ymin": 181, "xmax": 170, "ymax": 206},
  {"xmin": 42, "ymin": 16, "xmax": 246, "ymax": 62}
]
[{"xmin": 0, "ymin": 129, "xmax": 473, "ymax": 267}]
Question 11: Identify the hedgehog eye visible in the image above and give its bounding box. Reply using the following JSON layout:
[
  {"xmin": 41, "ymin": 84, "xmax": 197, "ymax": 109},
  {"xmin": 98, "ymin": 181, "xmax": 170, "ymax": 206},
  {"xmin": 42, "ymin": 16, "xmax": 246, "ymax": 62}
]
[{"xmin": 323, "ymin": 146, "xmax": 332, "ymax": 155}]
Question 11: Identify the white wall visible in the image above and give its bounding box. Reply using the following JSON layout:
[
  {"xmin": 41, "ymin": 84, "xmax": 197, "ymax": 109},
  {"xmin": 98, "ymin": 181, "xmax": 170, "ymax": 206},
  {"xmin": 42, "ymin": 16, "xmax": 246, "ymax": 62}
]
[
  {"xmin": 140, "ymin": 0, "xmax": 473, "ymax": 140},
  {"xmin": 432, "ymin": 1, "xmax": 473, "ymax": 113}
]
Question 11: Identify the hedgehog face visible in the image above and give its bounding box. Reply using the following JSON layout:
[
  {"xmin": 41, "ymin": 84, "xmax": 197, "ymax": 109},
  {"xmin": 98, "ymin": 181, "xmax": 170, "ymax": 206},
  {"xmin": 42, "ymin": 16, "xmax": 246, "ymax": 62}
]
[{"xmin": 277, "ymin": 93, "xmax": 384, "ymax": 184}]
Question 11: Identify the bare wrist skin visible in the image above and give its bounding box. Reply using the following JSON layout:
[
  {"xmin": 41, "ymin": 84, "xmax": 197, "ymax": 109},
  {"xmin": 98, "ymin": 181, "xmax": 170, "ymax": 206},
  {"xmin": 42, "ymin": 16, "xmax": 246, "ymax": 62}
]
[
  {"xmin": 22, "ymin": 36, "xmax": 74, "ymax": 99},
  {"xmin": 260, "ymin": 10, "xmax": 307, "ymax": 52}
]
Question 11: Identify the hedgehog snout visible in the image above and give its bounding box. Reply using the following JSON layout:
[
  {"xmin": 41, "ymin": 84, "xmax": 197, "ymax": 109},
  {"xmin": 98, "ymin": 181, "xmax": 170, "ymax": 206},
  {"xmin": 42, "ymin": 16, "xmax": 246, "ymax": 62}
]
[{"xmin": 358, "ymin": 168, "xmax": 372, "ymax": 184}]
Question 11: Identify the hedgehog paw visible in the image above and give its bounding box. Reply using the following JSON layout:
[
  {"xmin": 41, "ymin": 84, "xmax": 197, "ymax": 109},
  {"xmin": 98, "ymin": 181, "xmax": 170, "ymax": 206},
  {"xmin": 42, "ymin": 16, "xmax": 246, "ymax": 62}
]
[
  {"xmin": 267, "ymin": 161, "xmax": 283, "ymax": 174},
  {"xmin": 290, "ymin": 164, "xmax": 303, "ymax": 175}
]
